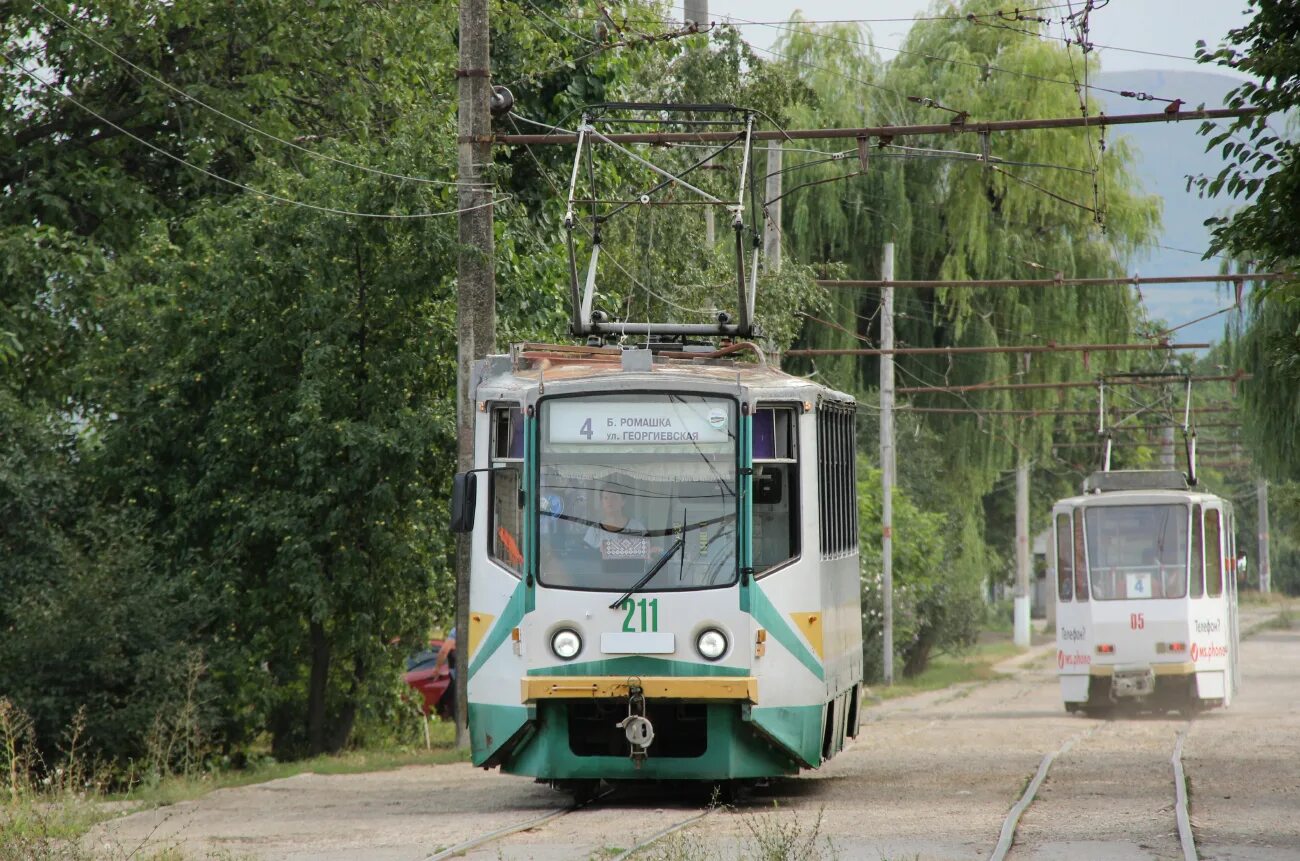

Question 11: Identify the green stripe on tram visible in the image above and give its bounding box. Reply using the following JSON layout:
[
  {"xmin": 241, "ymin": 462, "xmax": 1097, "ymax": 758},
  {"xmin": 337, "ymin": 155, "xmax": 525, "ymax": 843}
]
[
  {"xmin": 750, "ymin": 583, "xmax": 824, "ymax": 680},
  {"xmin": 467, "ymin": 579, "xmax": 527, "ymax": 680}
]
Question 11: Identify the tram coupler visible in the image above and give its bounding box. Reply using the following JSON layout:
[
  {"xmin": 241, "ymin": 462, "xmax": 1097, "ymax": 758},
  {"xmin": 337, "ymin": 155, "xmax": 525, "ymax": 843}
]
[
  {"xmin": 1111, "ymin": 666, "xmax": 1156, "ymax": 699},
  {"xmin": 616, "ymin": 679, "xmax": 654, "ymax": 767}
]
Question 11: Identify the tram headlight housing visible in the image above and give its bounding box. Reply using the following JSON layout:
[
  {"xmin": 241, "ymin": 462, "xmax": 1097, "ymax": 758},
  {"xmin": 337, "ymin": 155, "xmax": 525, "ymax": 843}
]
[
  {"xmin": 696, "ymin": 628, "xmax": 728, "ymax": 661},
  {"xmin": 550, "ymin": 628, "xmax": 582, "ymax": 661}
]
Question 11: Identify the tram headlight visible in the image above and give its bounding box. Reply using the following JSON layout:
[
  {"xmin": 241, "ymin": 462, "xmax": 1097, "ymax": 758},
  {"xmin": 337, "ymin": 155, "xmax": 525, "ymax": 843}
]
[
  {"xmin": 550, "ymin": 629, "xmax": 582, "ymax": 661},
  {"xmin": 696, "ymin": 628, "xmax": 728, "ymax": 661}
]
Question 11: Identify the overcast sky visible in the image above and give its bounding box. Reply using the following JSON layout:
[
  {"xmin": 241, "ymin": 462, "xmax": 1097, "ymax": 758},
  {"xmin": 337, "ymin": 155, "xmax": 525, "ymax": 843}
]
[
  {"xmin": 689, "ymin": 0, "xmax": 1257, "ymax": 345},
  {"xmin": 703, "ymin": 0, "xmax": 1251, "ymax": 75}
]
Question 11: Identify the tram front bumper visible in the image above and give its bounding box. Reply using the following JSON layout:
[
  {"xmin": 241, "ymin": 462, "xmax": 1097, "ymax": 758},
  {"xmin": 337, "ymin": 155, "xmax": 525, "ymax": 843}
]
[{"xmin": 521, "ymin": 676, "xmax": 758, "ymax": 703}]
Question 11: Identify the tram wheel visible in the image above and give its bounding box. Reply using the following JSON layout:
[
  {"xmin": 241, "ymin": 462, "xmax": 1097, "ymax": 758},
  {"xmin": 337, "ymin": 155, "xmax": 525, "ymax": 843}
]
[{"xmin": 552, "ymin": 779, "xmax": 602, "ymax": 804}]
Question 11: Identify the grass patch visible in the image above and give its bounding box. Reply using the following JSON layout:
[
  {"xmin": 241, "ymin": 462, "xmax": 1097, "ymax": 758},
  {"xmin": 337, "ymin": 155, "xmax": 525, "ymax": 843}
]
[
  {"xmin": 863, "ymin": 640, "xmax": 1026, "ymax": 703},
  {"xmin": 123, "ymin": 742, "xmax": 470, "ymax": 808}
]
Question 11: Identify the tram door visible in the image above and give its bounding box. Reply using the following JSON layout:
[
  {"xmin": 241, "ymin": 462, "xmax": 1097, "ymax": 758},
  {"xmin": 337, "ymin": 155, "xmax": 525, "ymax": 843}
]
[
  {"xmin": 1199, "ymin": 504, "xmax": 1234, "ymax": 705},
  {"xmin": 1054, "ymin": 507, "xmax": 1091, "ymax": 702}
]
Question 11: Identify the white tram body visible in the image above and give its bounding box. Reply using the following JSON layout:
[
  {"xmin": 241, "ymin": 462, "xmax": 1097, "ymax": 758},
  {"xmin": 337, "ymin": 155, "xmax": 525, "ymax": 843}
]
[
  {"xmin": 1053, "ymin": 470, "xmax": 1241, "ymax": 713},
  {"xmin": 453, "ymin": 346, "xmax": 863, "ymax": 785}
]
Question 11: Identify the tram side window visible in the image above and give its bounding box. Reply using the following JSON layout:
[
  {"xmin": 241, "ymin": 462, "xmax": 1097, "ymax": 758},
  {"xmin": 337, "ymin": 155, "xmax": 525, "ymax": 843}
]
[
  {"xmin": 1206, "ymin": 508, "xmax": 1223, "ymax": 597},
  {"xmin": 1072, "ymin": 510, "xmax": 1089, "ymax": 600},
  {"xmin": 754, "ymin": 407, "xmax": 800, "ymax": 573},
  {"xmin": 490, "ymin": 405, "xmax": 524, "ymax": 575},
  {"xmin": 817, "ymin": 404, "xmax": 858, "ymax": 558},
  {"xmin": 1190, "ymin": 504, "xmax": 1204, "ymax": 599},
  {"xmin": 1055, "ymin": 513, "xmax": 1073, "ymax": 601}
]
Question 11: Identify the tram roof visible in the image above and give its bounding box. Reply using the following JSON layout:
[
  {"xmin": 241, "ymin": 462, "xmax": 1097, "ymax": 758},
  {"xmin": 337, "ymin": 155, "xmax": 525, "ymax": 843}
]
[{"xmin": 473, "ymin": 343, "xmax": 854, "ymax": 404}]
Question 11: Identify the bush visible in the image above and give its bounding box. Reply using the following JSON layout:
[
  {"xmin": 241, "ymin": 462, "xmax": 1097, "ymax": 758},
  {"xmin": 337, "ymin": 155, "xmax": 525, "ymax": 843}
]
[{"xmin": 858, "ymin": 461, "xmax": 984, "ymax": 681}]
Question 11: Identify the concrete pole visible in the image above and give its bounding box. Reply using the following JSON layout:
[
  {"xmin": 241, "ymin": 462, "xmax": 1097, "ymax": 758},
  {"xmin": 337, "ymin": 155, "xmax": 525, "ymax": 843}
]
[
  {"xmin": 1160, "ymin": 424, "xmax": 1176, "ymax": 469},
  {"xmin": 880, "ymin": 242, "xmax": 895, "ymax": 685},
  {"xmin": 456, "ymin": 0, "xmax": 495, "ymax": 749},
  {"xmin": 1014, "ymin": 458, "xmax": 1032, "ymax": 647},
  {"xmin": 683, "ymin": 0, "xmax": 707, "ymax": 27},
  {"xmin": 1257, "ymin": 477, "xmax": 1271, "ymax": 593},
  {"xmin": 763, "ymin": 143, "xmax": 782, "ymax": 273}
]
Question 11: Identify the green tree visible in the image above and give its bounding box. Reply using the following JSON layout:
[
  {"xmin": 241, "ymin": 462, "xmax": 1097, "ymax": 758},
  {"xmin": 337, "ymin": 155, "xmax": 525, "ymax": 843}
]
[{"xmin": 1195, "ymin": 2, "xmax": 1300, "ymax": 479}]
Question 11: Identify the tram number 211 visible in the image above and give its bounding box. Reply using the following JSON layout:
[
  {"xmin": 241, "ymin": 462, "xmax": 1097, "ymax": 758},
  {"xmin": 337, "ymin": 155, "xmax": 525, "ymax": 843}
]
[{"xmin": 619, "ymin": 598, "xmax": 660, "ymax": 633}]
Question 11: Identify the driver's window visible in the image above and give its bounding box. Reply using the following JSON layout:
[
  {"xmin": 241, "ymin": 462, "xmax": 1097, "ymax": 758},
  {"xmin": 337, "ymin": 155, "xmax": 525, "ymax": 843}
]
[{"xmin": 490, "ymin": 405, "xmax": 523, "ymax": 575}]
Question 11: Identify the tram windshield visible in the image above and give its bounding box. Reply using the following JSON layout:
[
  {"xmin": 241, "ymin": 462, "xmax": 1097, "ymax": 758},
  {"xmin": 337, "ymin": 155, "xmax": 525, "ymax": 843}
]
[
  {"xmin": 537, "ymin": 394, "xmax": 738, "ymax": 592},
  {"xmin": 1083, "ymin": 504, "xmax": 1189, "ymax": 600}
]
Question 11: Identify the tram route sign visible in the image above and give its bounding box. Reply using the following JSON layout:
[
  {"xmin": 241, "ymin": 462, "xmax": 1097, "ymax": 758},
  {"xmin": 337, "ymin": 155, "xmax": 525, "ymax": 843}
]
[{"xmin": 547, "ymin": 400, "xmax": 731, "ymax": 445}]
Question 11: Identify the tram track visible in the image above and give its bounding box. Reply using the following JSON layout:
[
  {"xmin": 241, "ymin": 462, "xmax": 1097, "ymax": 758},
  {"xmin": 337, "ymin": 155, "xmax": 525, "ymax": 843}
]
[
  {"xmin": 989, "ymin": 716, "xmax": 1200, "ymax": 861},
  {"xmin": 421, "ymin": 785, "xmax": 718, "ymax": 861}
]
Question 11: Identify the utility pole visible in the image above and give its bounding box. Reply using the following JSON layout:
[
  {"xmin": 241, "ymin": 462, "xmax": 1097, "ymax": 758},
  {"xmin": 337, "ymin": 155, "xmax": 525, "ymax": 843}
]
[
  {"xmin": 456, "ymin": 0, "xmax": 495, "ymax": 750},
  {"xmin": 763, "ymin": 142, "xmax": 782, "ymax": 272},
  {"xmin": 880, "ymin": 242, "xmax": 895, "ymax": 686},
  {"xmin": 1014, "ymin": 456, "xmax": 1031, "ymax": 647},
  {"xmin": 683, "ymin": 0, "xmax": 707, "ymax": 28},
  {"xmin": 1257, "ymin": 478, "xmax": 1271, "ymax": 593}
]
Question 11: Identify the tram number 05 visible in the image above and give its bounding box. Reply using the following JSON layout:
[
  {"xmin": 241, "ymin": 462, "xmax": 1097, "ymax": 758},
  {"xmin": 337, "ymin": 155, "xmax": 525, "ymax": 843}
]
[
  {"xmin": 620, "ymin": 598, "xmax": 660, "ymax": 633},
  {"xmin": 1130, "ymin": 612, "xmax": 1145, "ymax": 630}
]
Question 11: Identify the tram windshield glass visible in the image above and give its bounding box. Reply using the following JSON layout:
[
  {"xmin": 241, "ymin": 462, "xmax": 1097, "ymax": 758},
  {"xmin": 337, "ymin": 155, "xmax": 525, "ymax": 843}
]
[
  {"xmin": 1083, "ymin": 504, "xmax": 1189, "ymax": 600},
  {"xmin": 537, "ymin": 394, "xmax": 738, "ymax": 591}
]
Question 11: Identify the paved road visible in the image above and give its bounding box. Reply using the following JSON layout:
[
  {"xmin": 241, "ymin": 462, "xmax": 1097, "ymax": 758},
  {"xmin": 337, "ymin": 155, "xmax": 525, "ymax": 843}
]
[{"xmin": 93, "ymin": 603, "xmax": 1299, "ymax": 860}]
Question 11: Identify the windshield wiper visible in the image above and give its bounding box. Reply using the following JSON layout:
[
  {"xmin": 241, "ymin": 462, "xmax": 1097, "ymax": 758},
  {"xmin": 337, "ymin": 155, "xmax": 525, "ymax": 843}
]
[{"xmin": 609, "ymin": 537, "xmax": 685, "ymax": 610}]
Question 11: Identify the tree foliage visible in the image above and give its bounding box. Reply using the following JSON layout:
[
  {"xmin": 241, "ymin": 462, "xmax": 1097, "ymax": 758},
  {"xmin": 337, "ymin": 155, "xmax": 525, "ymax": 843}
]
[{"xmin": 1196, "ymin": 1, "xmax": 1300, "ymax": 480}]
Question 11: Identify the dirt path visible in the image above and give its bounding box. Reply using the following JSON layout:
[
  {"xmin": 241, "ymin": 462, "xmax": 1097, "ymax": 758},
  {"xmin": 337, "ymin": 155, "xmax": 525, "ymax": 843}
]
[{"xmin": 92, "ymin": 603, "xmax": 1299, "ymax": 861}]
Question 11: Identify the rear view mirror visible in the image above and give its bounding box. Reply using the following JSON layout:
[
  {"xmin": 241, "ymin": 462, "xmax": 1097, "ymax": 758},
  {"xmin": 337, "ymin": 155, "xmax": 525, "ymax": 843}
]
[{"xmin": 450, "ymin": 472, "xmax": 478, "ymax": 533}]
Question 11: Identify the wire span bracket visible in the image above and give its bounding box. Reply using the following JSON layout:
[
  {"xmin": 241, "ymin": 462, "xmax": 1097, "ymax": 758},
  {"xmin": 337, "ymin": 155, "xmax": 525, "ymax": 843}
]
[{"xmin": 560, "ymin": 104, "xmax": 766, "ymax": 340}]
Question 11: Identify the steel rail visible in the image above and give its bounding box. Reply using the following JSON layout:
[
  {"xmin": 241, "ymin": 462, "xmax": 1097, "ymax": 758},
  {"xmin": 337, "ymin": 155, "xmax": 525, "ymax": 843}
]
[
  {"xmin": 421, "ymin": 788, "xmax": 614, "ymax": 861},
  {"xmin": 1173, "ymin": 728, "xmax": 1199, "ymax": 861},
  {"xmin": 992, "ymin": 719, "xmax": 1198, "ymax": 861},
  {"xmin": 609, "ymin": 807, "xmax": 717, "ymax": 861},
  {"xmin": 989, "ymin": 725, "xmax": 1103, "ymax": 861}
]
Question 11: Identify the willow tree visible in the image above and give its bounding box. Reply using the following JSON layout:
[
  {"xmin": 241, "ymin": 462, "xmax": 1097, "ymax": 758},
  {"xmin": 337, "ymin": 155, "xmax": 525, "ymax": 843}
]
[{"xmin": 771, "ymin": 0, "xmax": 1163, "ymax": 669}]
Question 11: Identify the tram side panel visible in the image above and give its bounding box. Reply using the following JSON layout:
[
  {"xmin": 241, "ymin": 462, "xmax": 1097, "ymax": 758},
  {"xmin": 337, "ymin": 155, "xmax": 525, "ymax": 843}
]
[{"xmin": 1054, "ymin": 506, "xmax": 1093, "ymax": 706}]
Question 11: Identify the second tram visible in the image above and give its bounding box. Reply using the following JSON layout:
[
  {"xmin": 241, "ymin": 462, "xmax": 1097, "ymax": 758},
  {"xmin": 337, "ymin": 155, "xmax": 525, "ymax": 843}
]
[{"xmin": 1053, "ymin": 470, "xmax": 1240, "ymax": 714}]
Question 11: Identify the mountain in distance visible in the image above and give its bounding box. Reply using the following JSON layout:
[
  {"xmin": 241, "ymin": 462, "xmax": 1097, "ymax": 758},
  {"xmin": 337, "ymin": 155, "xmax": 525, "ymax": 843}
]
[{"xmin": 1091, "ymin": 69, "xmax": 1250, "ymax": 345}]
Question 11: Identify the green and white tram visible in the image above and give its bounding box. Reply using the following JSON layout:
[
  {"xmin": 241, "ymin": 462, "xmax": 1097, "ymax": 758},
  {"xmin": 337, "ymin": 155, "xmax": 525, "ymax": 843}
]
[
  {"xmin": 1053, "ymin": 469, "xmax": 1241, "ymax": 715},
  {"xmin": 451, "ymin": 345, "xmax": 863, "ymax": 788}
]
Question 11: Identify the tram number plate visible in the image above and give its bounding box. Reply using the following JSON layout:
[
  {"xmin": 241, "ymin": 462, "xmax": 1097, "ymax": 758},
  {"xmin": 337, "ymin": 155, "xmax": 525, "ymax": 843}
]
[
  {"xmin": 1130, "ymin": 612, "xmax": 1145, "ymax": 630},
  {"xmin": 619, "ymin": 598, "xmax": 660, "ymax": 633}
]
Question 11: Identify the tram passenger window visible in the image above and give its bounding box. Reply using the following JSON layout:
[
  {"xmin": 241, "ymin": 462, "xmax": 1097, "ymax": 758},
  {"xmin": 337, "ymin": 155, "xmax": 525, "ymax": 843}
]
[
  {"xmin": 817, "ymin": 403, "xmax": 857, "ymax": 558},
  {"xmin": 754, "ymin": 407, "xmax": 799, "ymax": 573},
  {"xmin": 489, "ymin": 405, "xmax": 524, "ymax": 575},
  {"xmin": 1206, "ymin": 508, "xmax": 1223, "ymax": 597},
  {"xmin": 1055, "ymin": 513, "xmax": 1073, "ymax": 601},
  {"xmin": 1190, "ymin": 504, "xmax": 1204, "ymax": 599},
  {"xmin": 1073, "ymin": 510, "xmax": 1089, "ymax": 601}
]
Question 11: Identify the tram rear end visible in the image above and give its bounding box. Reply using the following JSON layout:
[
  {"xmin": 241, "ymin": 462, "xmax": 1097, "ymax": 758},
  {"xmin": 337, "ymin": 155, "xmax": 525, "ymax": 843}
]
[{"xmin": 1053, "ymin": 471, "xmax": 1240, "ymax": 714}]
